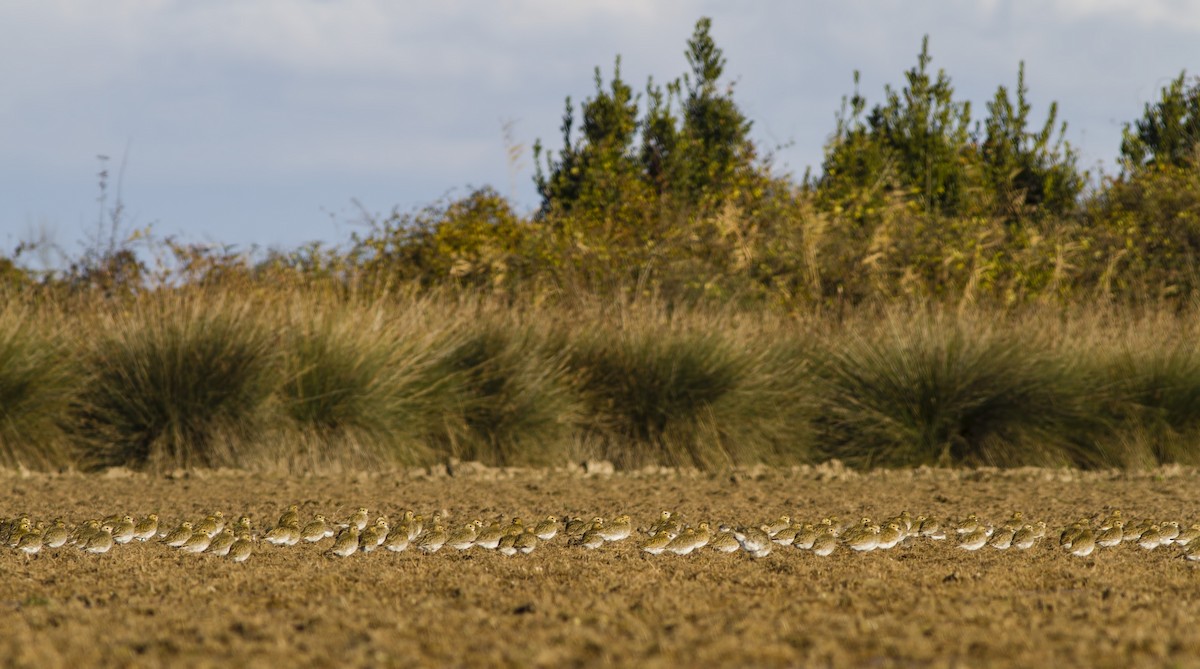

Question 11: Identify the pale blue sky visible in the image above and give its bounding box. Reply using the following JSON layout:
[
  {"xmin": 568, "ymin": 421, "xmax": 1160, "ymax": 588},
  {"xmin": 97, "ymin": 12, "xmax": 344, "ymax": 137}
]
[{"xmin": 2, "ymin": 1, "xmax": 1197, "ymax": 257}]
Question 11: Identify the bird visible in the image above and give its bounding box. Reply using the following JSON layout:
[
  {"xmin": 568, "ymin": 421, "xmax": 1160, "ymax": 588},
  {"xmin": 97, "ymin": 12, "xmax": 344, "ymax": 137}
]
[
  {"xmin": 792, "ymin": 524, "xmax": 819, "ymax": 550},
  {"xmin": 265, "ymin": 521, "xmax": 301, "ymax": 547},
  {"xmin": 956, "ymin": 514, "xmax": 983, "ymax": 536},
  {"xmin": 15, "ymin": 528, "xmax": 43, "ymax": 555},
  {"xmin": 384, "ymin": 527, "xmax": 411, "ymax": 552},
  {"xmin": 1096, "ymin": 521, "xmax": 1124, "ymax": 548},
  {"xmin": 1001, "ymin": 512, "xmax": 1025, "ymax": 531},
  {"xmin": 598, "ymin": 515, "xmax": 633, "ymax": 542},
  {"xmin": 1060, "ymin": 519, "xmax": 1090, "ymax": 549},
  {"xmin": 533, "ymin": 516, "xmax": 559, "ymax": 541},
  {"xmin": 277, "ymin": 505, "xmax": 301, "ymax": 528},
  {"xmin": 133, "ymin": 514, "xmax": 159, "ymax": 542},
  {"xmin": 709, "ymin": 529, "xmax": 741, "ymax": 553},
  {"xmin": 734, "ymin": 525, "xmax": 773, "ymax": 558},
  {"xmin": 917, "ymin": 516, "xmax": 946, "ymax": 540},
  {"xmin": 563, "ymin": 516, "xmax": 589, "ymax": 538},
  {"xmin": 300, "ymin": 515, "xmax": 329, "ymax": 543},
  {"xmin": 649, "ymin": 512, "xmax": 681, "ymax": 538},
  {"xmin": 1159, "ymin": 521, "xmax": 1181, "ymax": 545},
  {"xmin": 206, "ymin": 529, "xmax": 237, "ymax": 557},
  {"xmin": 988, "ymin": 527, "xmax": 1016, "ymax": 550},
  {"xmin": 228, "ymin": 534, "xmax": 253, "ymax": 563},
  {"xmin": 765, "ymin": 515, "xmax": 792, "ymax": 537},
  {"xmin": 877, "ymin": 522, "xmax": 906, "ymax": 550},
  {"xmin": 1012, "ymin": 524, "xmax": 1039, "ymax": 550},
  {"xmin": 180, "ymin": 529, "xmax": 214, "ymax": 554},
  {"xmin": 771, "ymin": 524, "xmax": 800, "ymax": 546},
  {"xmin": 329, "ymin": 527, "xmax": 360, "ymax": 557},
  {"xmin": 1176, "ymin": 524, "xmax": 1200, "ymax": 547},
  {"xmin": 812, "ymin": 527, "xmax": 838, "ymax": 556},
  {"xmin": 69, "ymin": 519, "xmax": 99, "ymax": 547},
  {"xmin": 473, "ymin": 522, "xmax": 505, "ymax": 550},
  {"xmin": 161, "ymin": 522, "xmax": 194, "ymax": 548},
  {"xmin": 1186, "ymin": 541, "xmax": 1200, "ymax": 562},
  {"xmin": 640, "ymin": 531, "xmax": 672, "ymax": 555},
  {"xmin": 111, "ymin": 516, "xmax": 137, "ymax": 544},
  {"xmin": 666, "ymin": 528, "xmax": 701, "ymax": 555},
  {"xmin": 415, "ymin": 524, "xmax": 448, "ymax": 554},
  {"xmin": 83, "ymin": 524, "xmax": 115, "ymax": 554},
  {"xmin": 232, "ymin": 516, "xmax": 253, "ymax": 536},
  {"xmin": 497, "ymin": 532, "xmax": 520, "ymax": 556},
  {"xmin": 359, "ymin": 518, "xmax": 390, "ymax": 552},
  {"xmin": 1138, "ymin": 525, "xmax": 1163, "ymax": 550},
  {"xmin": 1069, "ymin": 529, "xmax": 1096, "ymax": 557},
  {"xmin": 958, "ymin": 526, "xmax": 990, "ymax": 551},
  {"xmin": 445, "ymin": 522, "xmax": 479, "ymax": 551},
  {"xmin": 42, "ymin": 520, "xmax": 70, "ymax": 549},
  {"xmin": 847, "ymin": 525, "xmax": 881, "ymax": 552},
  {"xmin": 515, "ymin": 529, "xmax": 539, "ymax": 555},
  {"xmin": 194, "ymin": 515, "xmax": 220, "ymax": 540},
  {"xmin": 346, "ymin": 507, "xmax": 369, "ymax": 532},
  {"xmin": 574, "ymin": 524, "xmax": 606, "ymax": 550}
]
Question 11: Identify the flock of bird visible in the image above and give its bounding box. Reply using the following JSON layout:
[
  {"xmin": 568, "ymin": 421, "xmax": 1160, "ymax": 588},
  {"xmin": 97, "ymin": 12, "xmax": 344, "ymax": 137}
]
[{"xmin": 4, "ymin": 507, "xmax": 1200, "ymax": 563}]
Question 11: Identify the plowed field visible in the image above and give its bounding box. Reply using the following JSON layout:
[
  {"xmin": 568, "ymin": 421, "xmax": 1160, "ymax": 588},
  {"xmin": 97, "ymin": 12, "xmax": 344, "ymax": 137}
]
[{"xmin": 3, "ymin": 463, "xmax": 1200, "ymax": 668}]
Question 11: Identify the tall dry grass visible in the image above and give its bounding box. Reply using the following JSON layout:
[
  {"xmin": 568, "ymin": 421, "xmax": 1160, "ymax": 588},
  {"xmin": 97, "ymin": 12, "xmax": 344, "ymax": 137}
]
[{"xmin": 4, "ymin": 286, "xmax": 1200, "ymax": 472}]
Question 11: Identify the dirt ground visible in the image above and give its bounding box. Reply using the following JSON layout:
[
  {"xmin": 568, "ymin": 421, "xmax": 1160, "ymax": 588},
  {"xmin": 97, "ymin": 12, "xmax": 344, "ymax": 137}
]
[{"xmin": 4, "ymin": 462, "xmax": 1200, "ymax": 668}]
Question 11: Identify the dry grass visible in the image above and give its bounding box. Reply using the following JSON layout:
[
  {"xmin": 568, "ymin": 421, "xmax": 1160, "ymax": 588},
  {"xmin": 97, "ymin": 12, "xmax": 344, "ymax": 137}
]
[{"xmin": 5, "ymin": 288, "xmax": 1200, "ymax": 471}]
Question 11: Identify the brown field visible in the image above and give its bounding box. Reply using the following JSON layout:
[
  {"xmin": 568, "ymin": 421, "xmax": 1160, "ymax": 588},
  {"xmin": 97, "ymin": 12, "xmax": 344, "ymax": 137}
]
[{"xmin": 3, "ymin": 463, "xmax": 1200, "ymax": 669}]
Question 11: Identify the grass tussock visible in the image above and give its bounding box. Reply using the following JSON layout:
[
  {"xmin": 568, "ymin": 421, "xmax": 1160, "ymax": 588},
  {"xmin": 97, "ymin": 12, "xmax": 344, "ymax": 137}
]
[
  {"xmin": 11, "ymin": 287, "xmax": 1200, "ymax": 473},
  {"xmin": 565, "ymin": 313, "xmax": 810, "ymax": 469},
  {"xmin": 810, "ymin": 312, "xmax": 1107, "ymax": 468},
  {"xmin": 73, "ymin": 293, "xmax": 278, "ymax": 470},
  {"xmin": 430, "ymin": 317, "xmax": 578, "ymax": 466},
  {"xmin": 1089, "ymin": 322, "xmax": 1200, "ymax": 466},
  {"xmin": 0, "ymin": 307, "xmax": 76, "ymax": 467},
  {"xmin": 274, "ymin": 299, "xmax": 451, "ymax": 467}
]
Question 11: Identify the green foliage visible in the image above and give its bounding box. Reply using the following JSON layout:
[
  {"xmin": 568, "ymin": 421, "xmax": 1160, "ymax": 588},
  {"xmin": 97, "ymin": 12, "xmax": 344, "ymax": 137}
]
[
  {"xmin": 73, "ymin": 294, "xmax": 278, "ymax": 470},
  {"xmin": 821, "ymin": 37, "xmax": 975, "ymax": 219},
  {"xmin": 354, "ymin": 187, "xmax": 529, "ymax": 291},
  {"xmin": 0, "ymin": 308, "xmax": 75, "ymax": 467},
  {"xmin": 1121, "ymin": 71, "xmax": 1200, "ymax": 171},
  {"xmin": 981, "ymin": 62, "xmax": 1084, "ymax": 220},
  {"xmin": 1087, "ymin": 152, "xmax": 1200, "ymax": 300}
]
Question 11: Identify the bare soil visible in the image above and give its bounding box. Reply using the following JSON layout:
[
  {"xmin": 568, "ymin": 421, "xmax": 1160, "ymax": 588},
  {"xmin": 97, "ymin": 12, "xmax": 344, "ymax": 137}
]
[{"xmin": 3, "ymin": 463, "xmax": 1200, "ymax": 668}]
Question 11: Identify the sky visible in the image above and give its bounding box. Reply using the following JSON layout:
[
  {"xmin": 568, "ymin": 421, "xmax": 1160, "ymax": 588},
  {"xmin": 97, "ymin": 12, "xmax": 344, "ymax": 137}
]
[{"xmin": 2, "ymin": 1, "xmax": 1197, "ymax": 258}]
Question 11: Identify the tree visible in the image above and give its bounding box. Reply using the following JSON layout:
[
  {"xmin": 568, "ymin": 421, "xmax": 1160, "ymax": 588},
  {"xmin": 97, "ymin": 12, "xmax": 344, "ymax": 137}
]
[
  {"xmin": 820, "ymin": 36, "xmax": 974, "ymax": 219},
  {"xmin": 981, "ymin": 62, "xmax": 1083, "ymax": 220},
  {"xmin": 1120, "ymin": 71, "xmax": 1200, "ymax": 171}
]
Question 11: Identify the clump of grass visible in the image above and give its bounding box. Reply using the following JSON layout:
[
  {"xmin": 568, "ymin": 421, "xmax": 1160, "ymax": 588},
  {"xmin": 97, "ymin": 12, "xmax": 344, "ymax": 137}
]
[
  {"xmin": 810, "ymin": 312, "xmax": 1106, "ymax": 468},
  {"xmin": 0, "ymin": 307, "xmax": 76, "ymax": 468},
  {"xmin": 428, "ymin": 318, "xmax": 578, "ymax": 466},
  {"xmin": 565, "ymin": 315, "xmax": 805, "ymax": 469},
  {"xmin": 274, "ymin": 300, "xmax": 448, "ymax": 467},
  {"xmin": 73, "ymin": 292, "xmax": 278, "ymax": 470},
  {"xmin": 1098, "ymin": 338, "xmax": 1200, "ymax": 466}
]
